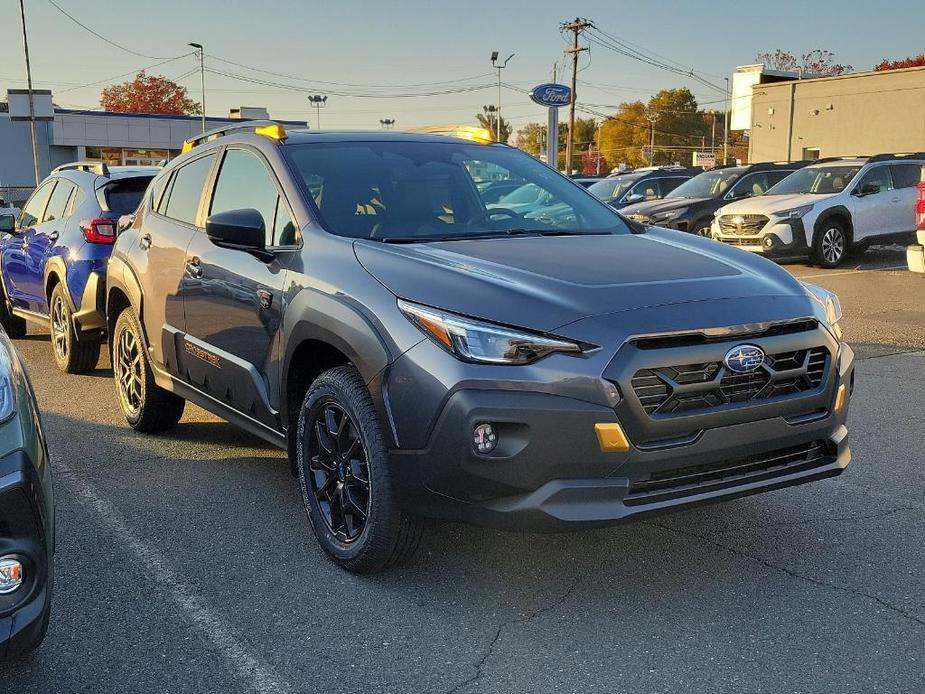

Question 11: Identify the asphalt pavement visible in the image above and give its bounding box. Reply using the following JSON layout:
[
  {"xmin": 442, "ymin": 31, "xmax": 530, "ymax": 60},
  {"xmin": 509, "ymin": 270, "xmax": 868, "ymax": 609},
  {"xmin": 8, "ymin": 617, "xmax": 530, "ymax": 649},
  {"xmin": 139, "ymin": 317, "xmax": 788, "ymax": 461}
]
[{"xmin": 2, "ymin": 245, "xmax": 923, "ymax": 693}]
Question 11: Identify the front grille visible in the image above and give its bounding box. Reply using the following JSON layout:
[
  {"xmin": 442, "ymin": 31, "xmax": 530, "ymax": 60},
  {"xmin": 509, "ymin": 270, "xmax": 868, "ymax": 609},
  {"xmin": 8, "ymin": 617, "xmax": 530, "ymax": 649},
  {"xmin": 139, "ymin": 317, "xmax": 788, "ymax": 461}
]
[
  {"xmin": 626, "ymin": 213, "xmax": 650, "ymax": 223},
  {"xmin": 719, "ymin": 237, "xmax": 764, "ymax": 248},
  {"xmin": 718, "ymin": 214, "xmax": 769, "ymax": 235},
  {"xmin": 625, "ymin": 440, "xmax": 832, "ymax": 505},
  {"xmin": 631, "ymin": 347, "xmax": 829, "ymax": 416}
]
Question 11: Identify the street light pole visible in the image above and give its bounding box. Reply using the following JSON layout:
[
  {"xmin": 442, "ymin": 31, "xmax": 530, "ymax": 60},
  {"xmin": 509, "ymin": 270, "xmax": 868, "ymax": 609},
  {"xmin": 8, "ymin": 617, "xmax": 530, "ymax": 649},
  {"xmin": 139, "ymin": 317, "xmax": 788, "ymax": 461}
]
[
  {"xmin": 188, "ymin": 43, "xmax": 205, "ymax": 133},
  {"xmin": 18, "ymin": 0, "xmax": 40, "ymax": 185},
  {"xmin": 490, "ymin": 51, "xmax": 514, "ymax": 142},
  {"xmin": 308, "ymin": 95, "xmax": 328, "ymax": 129},
  {"xmin": 723, "ymin": 77, "xmax": 730, "ymax": 164},
  {"xmin": 647, "ymin": 111, "xmax": 658, "ymax": 165}
]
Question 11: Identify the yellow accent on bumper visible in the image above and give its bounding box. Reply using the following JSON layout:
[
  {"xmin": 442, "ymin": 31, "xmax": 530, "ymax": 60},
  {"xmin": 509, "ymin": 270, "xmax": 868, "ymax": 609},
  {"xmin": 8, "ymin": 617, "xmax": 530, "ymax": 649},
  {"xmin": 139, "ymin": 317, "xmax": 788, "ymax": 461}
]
[{"xmin": 594, "ymin": 422, "xmax": 631, "ymax": 453}]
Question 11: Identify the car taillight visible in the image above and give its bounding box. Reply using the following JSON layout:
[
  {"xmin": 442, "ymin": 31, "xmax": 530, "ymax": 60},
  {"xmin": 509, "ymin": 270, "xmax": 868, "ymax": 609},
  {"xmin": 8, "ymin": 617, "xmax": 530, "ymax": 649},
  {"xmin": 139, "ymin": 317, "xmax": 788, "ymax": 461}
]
[
  {"xmin": 916, "ymin": 182, "xmax": 925, "ymax": 231},
  {"xmin": 81, "ymin": 218, "xmax": 117, "ymax": 244}
]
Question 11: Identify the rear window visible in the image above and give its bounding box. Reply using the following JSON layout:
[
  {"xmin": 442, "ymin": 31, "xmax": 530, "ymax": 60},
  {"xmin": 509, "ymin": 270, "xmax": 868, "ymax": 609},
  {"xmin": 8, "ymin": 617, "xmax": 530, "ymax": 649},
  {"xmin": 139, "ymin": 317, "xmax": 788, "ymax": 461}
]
[{"xmin": 103, "ymin": 177, "xmax": 155, "ymax": 215}]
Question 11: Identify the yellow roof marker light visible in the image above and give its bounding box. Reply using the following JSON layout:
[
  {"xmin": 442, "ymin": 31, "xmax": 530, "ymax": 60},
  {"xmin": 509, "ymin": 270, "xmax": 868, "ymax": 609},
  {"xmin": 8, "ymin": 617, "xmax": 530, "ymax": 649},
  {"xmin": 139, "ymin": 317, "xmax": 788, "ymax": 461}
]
[
  {"xmin": 255, "ymin": 124, "xmax": 287, "ymax": 141},
  {"xmin": 408, "ymin": 125, "xmax": 494, "ymax": 144},
  {"xmin": 453, "ymin": 127, "xmax": 493, "ymax": 144},
  {"xmin": 180, "ymin": 140, "xmax": 194, "ymax": 154}
]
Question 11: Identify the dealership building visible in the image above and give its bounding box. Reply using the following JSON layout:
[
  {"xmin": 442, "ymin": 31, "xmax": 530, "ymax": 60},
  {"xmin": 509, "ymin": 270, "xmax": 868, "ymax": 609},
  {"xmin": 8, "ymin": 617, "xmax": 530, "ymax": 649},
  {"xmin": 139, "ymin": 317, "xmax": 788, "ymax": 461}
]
[
  {"xmin": 733, "ymin": 64, "xmax": 925, "ymax": 162},
  {"xmin": 0, "ymin": 96, "xmax": 306, "ymax": 204}
]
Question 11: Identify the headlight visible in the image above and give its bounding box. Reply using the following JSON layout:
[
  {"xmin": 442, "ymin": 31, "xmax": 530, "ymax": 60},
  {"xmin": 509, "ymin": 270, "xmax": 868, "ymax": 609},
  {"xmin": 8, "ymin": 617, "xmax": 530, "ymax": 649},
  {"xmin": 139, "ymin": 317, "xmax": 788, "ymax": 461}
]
[
  {"xmin": 398, "ymin": 300, "xmax": 585, "ymax": 365},
  {"xmin": 775, "ymin": 205, "xmax": 813, "ymax": 219},
  {"xmin": 653, "ymin": 208, "xmax": 687, "ymax": 221},
  {"xmin": 801, "ymin": 282, "xmax": 843, "ymax": 336},
  {"xmin": 0, "ymin": 334, "xmax": 17, "ymax": 423}
]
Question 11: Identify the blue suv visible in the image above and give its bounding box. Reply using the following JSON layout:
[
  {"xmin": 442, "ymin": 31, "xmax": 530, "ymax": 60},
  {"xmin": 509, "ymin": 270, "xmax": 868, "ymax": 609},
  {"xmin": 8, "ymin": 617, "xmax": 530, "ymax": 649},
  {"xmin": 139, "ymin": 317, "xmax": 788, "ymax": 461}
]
[{"xmin": 0, "ymin": 163, "xmax": 156, "ymax": 372}]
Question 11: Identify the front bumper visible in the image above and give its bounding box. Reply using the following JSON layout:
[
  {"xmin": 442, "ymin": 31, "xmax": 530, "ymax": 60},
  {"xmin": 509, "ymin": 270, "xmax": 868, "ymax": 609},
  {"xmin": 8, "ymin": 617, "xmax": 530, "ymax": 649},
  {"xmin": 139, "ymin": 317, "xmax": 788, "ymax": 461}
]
[
  {"xmin": 713, "ymin": 218, "xmax": 811, "ymax": 259},
  {"xmin": 388, "ymin": 334, "xmax": 854, "ymax": 531},
  {"xmin": 0, "ymin": 450, "xmax": 52, "ymax": 661}
]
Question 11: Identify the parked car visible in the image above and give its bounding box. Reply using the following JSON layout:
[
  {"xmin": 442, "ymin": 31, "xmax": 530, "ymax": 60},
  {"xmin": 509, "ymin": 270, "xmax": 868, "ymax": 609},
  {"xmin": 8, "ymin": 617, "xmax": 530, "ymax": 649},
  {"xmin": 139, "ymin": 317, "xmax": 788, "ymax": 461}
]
[
  {"xmin": 906, "ymin": 164, "xmax": 925, "ymax": 274},
  {"xmin": 712, "ymin": 153, "xmax": 925, "ymax": 267},
  {"xmin": 0, "ymin": 163, "xmax": 158, "ymax": 372},
  {"xmin": 571, "ymin": 176, "xmax": 606, "ymax": 188},
  {"xmin": 621, "ymin": 162, "xmax": 807, "ymax": 236},
  {"xmin": 0, "ymin": 325, "xmax": 54, "ymax": 660},
  {"xmin": 107, "ymin": 122, "xmax": 854, "ymax": 573},
  {"xmin": 586, "ymin": 166, "xmax": 701, "ymax": 209}
]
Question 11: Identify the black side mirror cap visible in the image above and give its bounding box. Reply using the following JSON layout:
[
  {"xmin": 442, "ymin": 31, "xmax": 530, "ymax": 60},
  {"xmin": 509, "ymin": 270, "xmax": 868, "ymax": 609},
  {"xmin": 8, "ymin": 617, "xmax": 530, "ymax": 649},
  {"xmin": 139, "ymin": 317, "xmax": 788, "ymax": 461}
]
[
  {"xmin": 205, "ymin": 209, "xmax": 273, "ymax": 261},
  {"xmin": 0, "ymin": 213, "xmax": 15, "ymax": 233}
]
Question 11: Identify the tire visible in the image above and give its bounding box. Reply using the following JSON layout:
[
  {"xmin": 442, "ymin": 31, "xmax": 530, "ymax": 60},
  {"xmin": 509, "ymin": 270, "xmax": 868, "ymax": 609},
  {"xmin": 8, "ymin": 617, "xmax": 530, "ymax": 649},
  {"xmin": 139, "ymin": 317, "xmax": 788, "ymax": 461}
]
[
  {"xmin": 811, "ymin": 220, "xmax": 850, "ymax": 268},
  {"xmin": 296, "ymin": 365, "xmax": 422, "ymax": 573},
  {"xmin": 112, "ymin": 307, "xmax": 184, "ymax": 433},
  {"xmin": 49, "ymin": 284, "xmax": 100, "ymax": 374},
  {"xmin": 691, "ymin": 221, "xmax": 712, "ymax": 237},
  {"xmin": 0, "ymin": 284, "xmax": 26, "ymax": 339}
]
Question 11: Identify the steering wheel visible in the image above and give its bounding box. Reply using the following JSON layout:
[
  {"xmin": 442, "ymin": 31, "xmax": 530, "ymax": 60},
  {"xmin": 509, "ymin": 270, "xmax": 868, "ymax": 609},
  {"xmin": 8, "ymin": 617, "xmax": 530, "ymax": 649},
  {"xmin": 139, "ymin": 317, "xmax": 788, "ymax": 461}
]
[{"xmin": 467, "ymin": 207, "xmax": 524, "ymax": 228}]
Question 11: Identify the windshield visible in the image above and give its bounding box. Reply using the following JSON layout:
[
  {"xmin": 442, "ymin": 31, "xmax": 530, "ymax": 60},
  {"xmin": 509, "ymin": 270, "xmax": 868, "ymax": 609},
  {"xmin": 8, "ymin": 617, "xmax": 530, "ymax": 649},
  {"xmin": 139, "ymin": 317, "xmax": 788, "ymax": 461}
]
[
  {"xmin": 669, "ymin": 169, "xmax": 742, "ymax": 199},
  {"xmin": 285, "ymin": 141, "xmax": 630, "ymax": 241},
  {"xmin": 587, "ymin": 174, "xmax": 642, "ymax": 202},
  {"xmin": 766, "ymin": 165, "xmax": 862, "ymax": 194}
]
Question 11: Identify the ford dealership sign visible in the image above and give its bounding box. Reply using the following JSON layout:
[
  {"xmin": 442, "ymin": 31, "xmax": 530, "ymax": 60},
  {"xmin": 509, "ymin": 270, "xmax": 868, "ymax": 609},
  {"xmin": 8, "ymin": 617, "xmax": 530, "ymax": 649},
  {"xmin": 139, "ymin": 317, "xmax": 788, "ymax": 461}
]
[{"xmin": 529, "ymin": 84, "xmax": 571, "ymax": 108}]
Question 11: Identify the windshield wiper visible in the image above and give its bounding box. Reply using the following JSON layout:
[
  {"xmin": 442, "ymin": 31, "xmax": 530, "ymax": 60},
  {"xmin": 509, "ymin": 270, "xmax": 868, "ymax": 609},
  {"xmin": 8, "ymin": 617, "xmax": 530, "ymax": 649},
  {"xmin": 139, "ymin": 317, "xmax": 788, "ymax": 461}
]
[{"xmin": 381, "ymin": 229, "xmax": 611, "ymax": 243}]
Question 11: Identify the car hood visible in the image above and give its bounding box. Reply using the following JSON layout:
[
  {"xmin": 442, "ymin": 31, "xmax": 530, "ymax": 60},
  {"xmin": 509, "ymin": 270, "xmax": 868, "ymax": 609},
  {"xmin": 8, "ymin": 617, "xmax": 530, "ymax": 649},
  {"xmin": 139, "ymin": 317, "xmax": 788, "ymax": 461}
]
[
  {"xmin": 621, "ymin": 196, "xmax": 711, "ymax": 217},
  {"xmin": 354, "ymin": 229, "xmax": 811, "ymax": 333},
  {"xmin": 718, "ymin": 192, "xmax": 835, "ymax": 216}
]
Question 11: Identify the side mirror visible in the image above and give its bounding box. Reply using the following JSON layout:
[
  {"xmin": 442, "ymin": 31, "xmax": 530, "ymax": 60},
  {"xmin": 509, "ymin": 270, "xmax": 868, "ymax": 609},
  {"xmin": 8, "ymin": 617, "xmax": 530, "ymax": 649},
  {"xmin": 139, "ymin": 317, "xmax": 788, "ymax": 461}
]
[
  {"xmin": 0, "ymin": 213, "xmax": 14, "ymax": 233},
  {"xmin": 855, "ymin": 183, "xmax": 880, "ymax": 197},
  {"xmin": 205, "ymin": 209, "xmax": 272, "ymax": 261},
  {"xmin": 624, "ymin": 193, "xmax": 644, "ymax": 204}
]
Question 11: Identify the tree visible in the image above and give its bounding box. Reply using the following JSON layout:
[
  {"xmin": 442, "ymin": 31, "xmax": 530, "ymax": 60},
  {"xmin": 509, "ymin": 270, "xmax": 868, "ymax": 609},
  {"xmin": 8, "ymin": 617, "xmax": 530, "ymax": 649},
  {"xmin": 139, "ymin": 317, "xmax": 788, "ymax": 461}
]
[
  {"xmin": 874, "ymin": 54, "xmax": 925, "ymax": 71},
  {"xmin": 598, "ymin": 101, "xmax": 650, "ymax": 170},
  {"xmin": 101, "ymin": 71, "xmax": 201, "ymax": 115},
  {"xmin": 475, "ymin": 112, "xmax": 512, "ymax": 143},
  {"xmin": 515, "ymin": 122, "xmax": 546, "ymax": 157},
  {"xmin": 755, "ymin": 49, "xmax": 852, "ymax": 76}
]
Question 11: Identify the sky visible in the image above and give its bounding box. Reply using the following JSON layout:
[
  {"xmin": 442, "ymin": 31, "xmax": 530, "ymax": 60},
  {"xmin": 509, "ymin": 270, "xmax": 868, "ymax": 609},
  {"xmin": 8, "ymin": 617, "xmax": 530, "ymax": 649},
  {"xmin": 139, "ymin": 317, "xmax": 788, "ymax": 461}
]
[{"xmin": 2, "ymin": 0, "xmax": 923, "ymax": 135}]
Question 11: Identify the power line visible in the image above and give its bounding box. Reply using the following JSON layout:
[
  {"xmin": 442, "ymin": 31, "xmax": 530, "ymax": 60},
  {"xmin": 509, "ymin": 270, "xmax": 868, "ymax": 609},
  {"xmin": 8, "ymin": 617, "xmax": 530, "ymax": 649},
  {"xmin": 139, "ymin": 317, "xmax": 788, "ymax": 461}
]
[
  {"xmin": 55, "ymin": 53, "xmax": 196, "ymax": 94},
  {"xmin": 45, "ymin": 0, "xmax": 177, "ymax": 60}
]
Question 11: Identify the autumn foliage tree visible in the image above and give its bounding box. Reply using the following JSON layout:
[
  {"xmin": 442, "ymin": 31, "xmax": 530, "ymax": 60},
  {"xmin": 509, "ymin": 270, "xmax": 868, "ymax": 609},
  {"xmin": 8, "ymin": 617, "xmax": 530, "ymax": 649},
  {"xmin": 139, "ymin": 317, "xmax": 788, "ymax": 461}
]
[
  {"xmin": 101, "ymin": 71, "xmax": 201, "ymax": 115},
  {"xmin": 874, "ymin": 54, "xmax": 925, "ymax": 71},
  {"xmin": 755, "ymin": 49, "xmax": 852, "ymax": 76}
]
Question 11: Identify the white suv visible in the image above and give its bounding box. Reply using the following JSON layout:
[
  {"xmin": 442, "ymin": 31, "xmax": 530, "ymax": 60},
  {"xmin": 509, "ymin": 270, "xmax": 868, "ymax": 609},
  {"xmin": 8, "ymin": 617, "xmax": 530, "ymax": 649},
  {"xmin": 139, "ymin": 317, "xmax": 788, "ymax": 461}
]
[{"xmin": 711, "ymin": 155, "xmax": 925, "ymax": 267}]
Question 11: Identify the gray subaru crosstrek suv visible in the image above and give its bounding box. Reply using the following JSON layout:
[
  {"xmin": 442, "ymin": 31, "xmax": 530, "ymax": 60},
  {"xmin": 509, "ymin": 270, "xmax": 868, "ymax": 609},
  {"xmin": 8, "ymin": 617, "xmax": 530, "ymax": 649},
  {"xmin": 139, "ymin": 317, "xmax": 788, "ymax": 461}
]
[{"xmin": 107, "ymin": 123, "xmax": 854, "ymax": 573}]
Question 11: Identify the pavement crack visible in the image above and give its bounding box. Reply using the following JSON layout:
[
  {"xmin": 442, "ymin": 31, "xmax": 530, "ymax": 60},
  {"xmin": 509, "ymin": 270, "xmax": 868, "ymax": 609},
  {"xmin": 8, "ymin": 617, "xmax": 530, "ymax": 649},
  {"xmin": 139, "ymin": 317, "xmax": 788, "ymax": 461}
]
[
  {"xmin": 444, "ymin": 572, "xmax": 582, "ymax": 694},
  {"xmin": 738, "ymin": 505, "xmax": 916, "ymax": 530},
  {"xmin": 645, "ymin": 521, "xmax": 925, "ymax": 628}
]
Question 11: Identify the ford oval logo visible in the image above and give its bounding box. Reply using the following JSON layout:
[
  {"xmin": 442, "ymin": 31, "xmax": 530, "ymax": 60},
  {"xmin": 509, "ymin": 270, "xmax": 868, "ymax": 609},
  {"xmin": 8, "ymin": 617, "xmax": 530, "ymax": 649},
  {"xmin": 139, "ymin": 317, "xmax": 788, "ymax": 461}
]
[
  {"xmin": 529, "ymin": 83, "xmax": 572, "ymax": 108},
  {"xmin": 724, "ymin": 344, "xmax": 765, "ymax": 373}
]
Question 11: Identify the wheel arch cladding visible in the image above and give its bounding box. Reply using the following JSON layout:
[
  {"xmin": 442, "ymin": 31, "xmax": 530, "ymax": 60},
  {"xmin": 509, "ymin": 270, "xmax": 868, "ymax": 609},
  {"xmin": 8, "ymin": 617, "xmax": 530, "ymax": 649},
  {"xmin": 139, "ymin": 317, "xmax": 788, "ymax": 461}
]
[{"xmin": 814, "ymin": 205, "xmax": 853, "ymax": 243}]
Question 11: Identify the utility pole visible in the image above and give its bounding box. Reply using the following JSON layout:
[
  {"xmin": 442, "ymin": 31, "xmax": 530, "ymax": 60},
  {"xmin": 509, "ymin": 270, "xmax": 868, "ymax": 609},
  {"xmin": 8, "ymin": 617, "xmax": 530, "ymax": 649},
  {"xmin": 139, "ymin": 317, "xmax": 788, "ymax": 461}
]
[
  {"xmin": 723, "ymin": 77, "xmax": 730, "ymax": 164},
  {"xmin": 188, "ymin": 43, "xmax": 205, "ymax": 133},
  {"xmin": 646, "ymin": 110, "xmax": 658, "ymax": 165},
  {"xmin": 490, "ymin": 51, "xmax": 514, "ymax": 142},
  {"xmin": 561, "ymin": 18, "xmax": 591, "ymax": 175},
  {"xmin": 308, "ymin": 94, "xmax": 328, "ymax": 129},
  {"xmin": 18, "ymin": 0, "xmax": 40, "ymax": 185}
]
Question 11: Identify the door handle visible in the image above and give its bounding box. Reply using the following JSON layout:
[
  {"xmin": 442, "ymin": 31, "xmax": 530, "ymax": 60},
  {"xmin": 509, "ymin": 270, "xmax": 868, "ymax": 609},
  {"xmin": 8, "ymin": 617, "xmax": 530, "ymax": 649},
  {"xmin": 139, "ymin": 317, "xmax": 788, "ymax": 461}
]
[
  {"xmin": 48, "ymin": 230, "xmax": 59, "ymax": 242},
  {"xmin": 185, "ymin": 256, "xmax": 202, "ymax": 278},
  {"xmin": 139, "ymin": 233, "xmax": 152, "ymax": 250}
]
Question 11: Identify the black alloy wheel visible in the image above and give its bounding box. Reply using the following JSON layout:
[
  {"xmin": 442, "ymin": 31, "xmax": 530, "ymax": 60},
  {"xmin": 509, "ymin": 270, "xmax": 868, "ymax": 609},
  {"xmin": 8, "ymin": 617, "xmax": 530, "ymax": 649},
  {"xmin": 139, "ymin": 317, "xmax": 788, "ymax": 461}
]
[{"xmin": 306, "ymin": 401, "xmax": 371, "ymax": 543}]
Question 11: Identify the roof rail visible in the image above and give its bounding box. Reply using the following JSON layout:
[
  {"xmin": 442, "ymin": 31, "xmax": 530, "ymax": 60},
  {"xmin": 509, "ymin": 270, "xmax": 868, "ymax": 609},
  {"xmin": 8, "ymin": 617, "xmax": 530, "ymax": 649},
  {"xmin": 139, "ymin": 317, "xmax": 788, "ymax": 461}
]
[
  {"xmin": 52, "ymin": 161, "xmax": 109, "ymax": 177},
  {"xmin": 867, "ymin": 152, "xmax": 925, "ymax": 163},
  {"xmin": 180, "ymin": 120, "xmax": 287, "ymax": 153}
]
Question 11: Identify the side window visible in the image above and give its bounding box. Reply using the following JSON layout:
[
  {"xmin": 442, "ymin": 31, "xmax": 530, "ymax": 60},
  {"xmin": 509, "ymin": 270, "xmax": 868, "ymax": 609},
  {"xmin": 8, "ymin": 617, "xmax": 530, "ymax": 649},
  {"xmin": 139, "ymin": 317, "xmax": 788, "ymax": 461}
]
[
  {"xmin": 163, "ymin": 153, "xmax": 216, "ymax": 226},
  {"xmin": 664, "ymin": 177, "xmax": 688, "ymax": 195},
  {"xmin": 766, "ymin": 170, "xmax": 793, "ymax": 188},
  {"xmin": 43, "ymin": 181, "xmax": 77, "ymax": 223},
  {"xmin": 210, "ymin": 149, "xmax": 283, "ymax": 245},
  {"xmin": 149, "ymin": 172, "xmax": 169, "ymax": 211},
  {"xmin": 728, "ymin": 172, "xmax": 769, "ymax": 198},
  {"xmin": 65, "ymin": 187, "xmax": 86, "ymax": 217},
  {"xmin": 156, "ymin": 171, "xmax": 174, "ymax": 215},
  {"xmin": 889, "ymin": 164, "xmax": 921, "ymax": 189},
  {"xmin": 854, "ymin": 166, "xmax": 893, "ymax": 195},
  {"xmin": 19, "ymin": 181, "xmax": 55, "ymax": 228},
  {"xmin": 274, "ymin": 198, "xmax": 298, "ymax": 246},
  {"xmin": 634, "ymin": 180, "xmax": 660, "ymax": 200}
]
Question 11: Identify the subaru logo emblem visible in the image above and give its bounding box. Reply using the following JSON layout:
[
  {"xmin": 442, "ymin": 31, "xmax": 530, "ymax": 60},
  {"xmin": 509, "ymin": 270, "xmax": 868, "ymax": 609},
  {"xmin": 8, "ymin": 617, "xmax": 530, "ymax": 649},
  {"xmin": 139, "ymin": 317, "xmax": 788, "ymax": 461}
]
[{"xmin": 724, "ymin": 344, "xmax": 765, "ymax": 373}]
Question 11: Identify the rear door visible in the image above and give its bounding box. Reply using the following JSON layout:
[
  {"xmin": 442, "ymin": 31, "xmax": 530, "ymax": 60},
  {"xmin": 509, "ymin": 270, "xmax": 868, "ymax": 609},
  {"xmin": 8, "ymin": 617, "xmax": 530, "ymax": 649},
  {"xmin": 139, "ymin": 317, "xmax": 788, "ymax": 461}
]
[
  {"xmin": 888, "ymin": 163, "xmax": 922, "ymax": 235},
  {"xmin": 180, "ymin": 146, "xmax": 294, "ymax": 429},
  {"xmin": 21, "ymin": 179, "xmax": 77, "ymax": 313},
  {"xmin": 2, "ymin": 180, "xmax": 55, "ymax": 310},
  {"xmin": 134, "ymin": 151, "xmax": 218, "ymax": 374},
  {"xmin": 851, "ymin": 165, "xmax": 894, "ymax": 241}
]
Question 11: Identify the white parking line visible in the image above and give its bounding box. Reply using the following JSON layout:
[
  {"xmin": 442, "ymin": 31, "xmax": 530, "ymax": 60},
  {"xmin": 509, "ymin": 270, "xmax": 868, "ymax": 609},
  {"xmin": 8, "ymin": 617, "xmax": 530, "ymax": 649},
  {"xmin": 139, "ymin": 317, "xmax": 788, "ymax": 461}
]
[
  {"xmin": 57, "ymin": 463, "xmax": 292, "ymax": 694},
  {"xmin": 795, "ymin": 265, "xmax": 908, "ymax": 279}
]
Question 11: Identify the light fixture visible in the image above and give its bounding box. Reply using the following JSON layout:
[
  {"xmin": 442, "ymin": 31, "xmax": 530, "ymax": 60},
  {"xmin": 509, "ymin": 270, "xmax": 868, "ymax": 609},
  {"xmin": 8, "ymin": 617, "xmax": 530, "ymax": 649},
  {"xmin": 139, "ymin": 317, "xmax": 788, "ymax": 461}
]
[
  {"xmin": 473, "ymin": 423, "xmax": 497, "ymax": 454},
  {"xmin": 0, "ymin": 556, "xmax": 23, "ymax": 594}
]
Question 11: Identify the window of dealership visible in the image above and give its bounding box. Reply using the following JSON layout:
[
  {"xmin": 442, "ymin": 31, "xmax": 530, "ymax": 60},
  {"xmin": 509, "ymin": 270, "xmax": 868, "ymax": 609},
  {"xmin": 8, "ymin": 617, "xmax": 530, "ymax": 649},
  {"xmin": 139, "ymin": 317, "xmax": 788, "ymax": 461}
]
[{"xmin": 85, "ymin": 146, "xmax": 173, "ymax": 167}]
